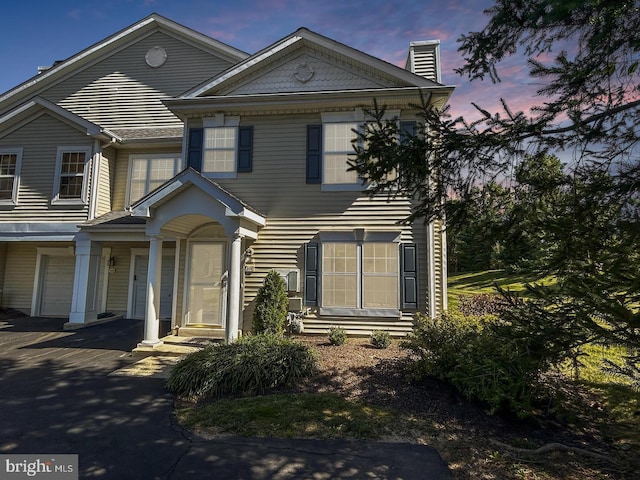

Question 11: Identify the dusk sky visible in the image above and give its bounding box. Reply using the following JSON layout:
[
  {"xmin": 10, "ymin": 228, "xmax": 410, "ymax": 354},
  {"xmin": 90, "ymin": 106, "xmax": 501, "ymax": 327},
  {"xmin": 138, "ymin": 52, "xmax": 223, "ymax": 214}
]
[{"xmin": 0, "ymin": 0, "xmax": 544, "ymax": 120}]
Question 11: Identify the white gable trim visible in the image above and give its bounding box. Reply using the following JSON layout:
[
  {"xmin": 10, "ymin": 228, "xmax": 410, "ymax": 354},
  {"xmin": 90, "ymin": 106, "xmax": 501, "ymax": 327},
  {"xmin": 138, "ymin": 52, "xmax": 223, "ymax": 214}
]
[
  {"xmin": 183, "ymin": 28, "xmax": 444, "ymax": 99},
  {"xmin": 129, "ymin": 169, "xmax": 265, "ymax": 227},
  {"xmin": 0, "ymin": 97, "xmax": 121, "ymax": 142}
]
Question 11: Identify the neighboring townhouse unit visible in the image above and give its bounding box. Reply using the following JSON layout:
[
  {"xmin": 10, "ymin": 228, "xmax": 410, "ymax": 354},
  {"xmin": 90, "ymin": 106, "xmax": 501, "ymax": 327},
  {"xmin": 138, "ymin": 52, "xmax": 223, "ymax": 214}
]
[{"xmin": 0, "ymin": 14, "xmax": 453, "ymax": 345}]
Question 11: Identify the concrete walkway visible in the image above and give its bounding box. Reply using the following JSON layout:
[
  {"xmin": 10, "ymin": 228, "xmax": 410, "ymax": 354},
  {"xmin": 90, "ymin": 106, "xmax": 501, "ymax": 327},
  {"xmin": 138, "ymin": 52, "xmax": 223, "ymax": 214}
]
[{"xmin": 0, "ymin": 316, "xmax": 452, "ymax": 479}]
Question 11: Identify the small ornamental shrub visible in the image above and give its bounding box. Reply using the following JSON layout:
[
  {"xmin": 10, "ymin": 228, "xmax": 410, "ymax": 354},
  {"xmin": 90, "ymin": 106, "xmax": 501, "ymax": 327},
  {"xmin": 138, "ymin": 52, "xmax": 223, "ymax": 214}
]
[
  {"xmin": 328, "ymin": 326, "xmax": 347, "ymax": 346},
  {"xmin": 166, "ymin": 334, "xmax": 317, "ymax": 399},
  {"xmin": 253, "ymin": 271, "xmax": 289, "ymax": 335},
  {"xmin": 370, "ymin": 330, "xmax": 392, "ymax": 349}
]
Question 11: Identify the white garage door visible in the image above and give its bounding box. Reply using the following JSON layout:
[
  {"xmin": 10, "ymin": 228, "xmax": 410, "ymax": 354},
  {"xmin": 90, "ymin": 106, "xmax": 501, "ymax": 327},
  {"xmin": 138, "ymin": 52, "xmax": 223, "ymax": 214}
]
[{"xmin": 40, "ymin": 255, "xmax": 75, "ymax": 316}]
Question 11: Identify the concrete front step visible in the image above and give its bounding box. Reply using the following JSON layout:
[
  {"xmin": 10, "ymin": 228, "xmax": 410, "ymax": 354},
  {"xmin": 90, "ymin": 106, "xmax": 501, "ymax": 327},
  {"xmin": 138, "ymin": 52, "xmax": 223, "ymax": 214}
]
[{"xmin": 132, "ymin": 335, "xmax": 219, "ymax": 357}]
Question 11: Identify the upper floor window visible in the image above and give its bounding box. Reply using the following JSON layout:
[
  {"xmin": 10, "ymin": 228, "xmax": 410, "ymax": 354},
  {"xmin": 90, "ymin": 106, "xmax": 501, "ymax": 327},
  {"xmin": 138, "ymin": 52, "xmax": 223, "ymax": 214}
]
[
  {"xmin": 323, "ymin": 122, "xmax": 359, "ymax": 186},
  {"xmin": 0, "ymin": 148, "xmax": 22, "ymax": 205},
  {"xmin": 203, "ymin": 127, "xmax": 236, "ymax": 175},
  {"xmin": 306, "ymin": 110, "xmax": 402, "ymax": 189},
  {"xmin": 196, "ymin": 114, "xmax": 253, "ymax": 178},
  {"xmin": 52, "ymin": 147, "xmax": 91, "ymax": 205},
  {"xmin": 128, "ymin": 154, "xmax": 183, "ymax": 205}
]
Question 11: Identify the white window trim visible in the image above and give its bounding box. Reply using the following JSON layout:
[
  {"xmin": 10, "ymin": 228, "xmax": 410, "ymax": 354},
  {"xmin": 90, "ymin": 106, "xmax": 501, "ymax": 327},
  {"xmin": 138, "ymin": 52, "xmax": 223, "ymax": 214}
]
[
  {"xmin": 0, "ymin": 147, "xmax": 23, "ymax": 205},
  {"xmin": 52, "ymin": 146, "xmax": 92, "ymax": 205},
  {"xmin": 317, "ymin": 234, "xmax": 401, "ymax": 318},
  {"xmin": 126, "ymin": 153, "xmax": 183, "ymax": 206},
  {"xmin": 320, "ymin": 110, "xmax": 401, "ymax": 192},
  {"xmin": 202, "ymin": 114, "xmax": 240, "ymax": 179}
]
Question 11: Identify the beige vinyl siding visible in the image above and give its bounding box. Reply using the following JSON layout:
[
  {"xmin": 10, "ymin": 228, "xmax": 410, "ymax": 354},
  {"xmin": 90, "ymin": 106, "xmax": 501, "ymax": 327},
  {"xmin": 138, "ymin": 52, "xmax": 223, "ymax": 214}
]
[
  {"xmin": 200, "ymin": 114, "xmax": 430, "ymax": 334},
  {"xmin": 43, "ymin": 32, "xmax": 235, "ymax": 130},
  {"xmin": 0, "ymin": 243, "xmax": 6, "ymax": 306},
  {"xmin": 0, "ymin": 113, "xmax": 93, "ymax": 222},
  {"xmin": 95, "ymin": 148, "xmax": 116, "ymax": 217},
  {"xmin": 432, "ymin": 219, "xmax": 446, "ymax": 315},
  {"xmin": 3, "ymin": 243, "xmax": 37, "ymax": 314},
  {"xmin": 103, "ymin": 242, "xmax": 144, "ymax": 315}
]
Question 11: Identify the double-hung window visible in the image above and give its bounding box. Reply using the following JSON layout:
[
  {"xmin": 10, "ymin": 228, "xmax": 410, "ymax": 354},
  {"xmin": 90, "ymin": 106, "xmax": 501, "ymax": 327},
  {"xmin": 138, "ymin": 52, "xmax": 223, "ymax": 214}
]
[
  {"xmin": 322, "ymin": 241, "xmax": 399, "ymax": 312},
  {"xmin": 128, "ymin": 154, "xmax": 183, "ymax": 205},
  {"xmin": 307, "ymin": 110, "xmax": 403, "ymax": 189},
  {"xmin": 305, "ymin": 237, "xmax": 418, "ymax": 315},
  {"xmin": 52, "ymin": 147, "xmax": 91, "ymax": 204},
  {"xmin": 323, "ymin": 122, "xmax": 359, "ymax": 186},
  {"xmin": 203, "ymin": 127, "xmax": 236, "ymax": 175},
  {"xmin": 196, "ymin": 115, "xmax": 253, "ymax": 178},
  {"xmin": 0, "ymin": 148, "xmax": 22, "ymax": 205}
]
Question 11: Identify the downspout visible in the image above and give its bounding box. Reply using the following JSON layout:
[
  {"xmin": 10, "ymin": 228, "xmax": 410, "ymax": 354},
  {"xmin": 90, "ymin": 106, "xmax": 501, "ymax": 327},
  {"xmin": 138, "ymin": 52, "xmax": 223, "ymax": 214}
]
[{"xmin": 88, "ymin": 138, "xmax": 101, "ymax": 220}]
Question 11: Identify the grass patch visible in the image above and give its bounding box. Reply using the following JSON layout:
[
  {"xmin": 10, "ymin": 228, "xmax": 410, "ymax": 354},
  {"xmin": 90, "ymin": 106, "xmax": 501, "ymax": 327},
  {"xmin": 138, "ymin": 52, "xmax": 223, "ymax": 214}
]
[
  {"xmin": 177, "ymin": 392, "xmax": 395, "ymax": 440},
  {"xmin": 448, "ymin": 270, "xmax": 555, "ymax": 309}
]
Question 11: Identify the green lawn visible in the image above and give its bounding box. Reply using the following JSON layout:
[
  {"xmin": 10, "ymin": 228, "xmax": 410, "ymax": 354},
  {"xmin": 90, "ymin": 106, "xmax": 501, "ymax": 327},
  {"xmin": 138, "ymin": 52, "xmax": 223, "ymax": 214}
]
[{"xmin": 447, "ymin": 269, "xmax": 555, "ymax": 309}]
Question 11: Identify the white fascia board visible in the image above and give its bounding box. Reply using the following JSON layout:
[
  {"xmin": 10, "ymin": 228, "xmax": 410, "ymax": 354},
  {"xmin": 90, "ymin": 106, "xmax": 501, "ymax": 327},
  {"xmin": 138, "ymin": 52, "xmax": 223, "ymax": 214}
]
[
  {"xmin": 167, "ymin": 86, "xmax": 455, "ymax": 114},
  {"xmin": 224, "ymin": 207, "xmax": 266, "ymax": 227}
]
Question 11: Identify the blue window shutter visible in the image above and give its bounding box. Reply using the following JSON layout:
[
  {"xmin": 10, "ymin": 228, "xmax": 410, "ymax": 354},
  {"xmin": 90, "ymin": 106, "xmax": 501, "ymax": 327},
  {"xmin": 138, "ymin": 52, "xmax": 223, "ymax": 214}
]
[
  {"xmin": 187, "ymin": 128, "xmax": 203, "ymax": 172},
  {"xmin": 306, "ymin": 125, "xmax": 322, "ymax": 184},
  {"xmin": 401, "ymin": 243, "xmax": 418, "ymax": 309},
  {"xmin": 237, "ymin": 126, "xmax": 253, "ymax": 172},
  {"xmin": 304, "ymin": 243, "xmax": 319, "ymax": 306}
]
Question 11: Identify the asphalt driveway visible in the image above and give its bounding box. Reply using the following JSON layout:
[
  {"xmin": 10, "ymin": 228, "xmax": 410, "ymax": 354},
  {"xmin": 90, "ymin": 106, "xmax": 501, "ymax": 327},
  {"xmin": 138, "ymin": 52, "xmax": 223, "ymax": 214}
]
[{"xmin": 0, "ymin": 316, "xmax": 452, "ymax": 479}]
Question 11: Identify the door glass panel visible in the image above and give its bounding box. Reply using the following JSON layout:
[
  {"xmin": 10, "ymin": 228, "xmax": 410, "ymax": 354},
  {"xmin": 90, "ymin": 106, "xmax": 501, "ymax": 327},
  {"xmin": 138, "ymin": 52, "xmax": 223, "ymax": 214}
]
[{"xmin": 188, "ymin": 243, "xmax": 225, "ymax": 326}]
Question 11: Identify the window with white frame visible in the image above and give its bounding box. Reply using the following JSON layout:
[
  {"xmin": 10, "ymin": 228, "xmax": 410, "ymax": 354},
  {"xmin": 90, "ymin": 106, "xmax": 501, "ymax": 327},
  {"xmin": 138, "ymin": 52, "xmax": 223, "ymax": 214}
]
[
  {"xmin": 52, "ymin": 147, "xmax": 91, "ymax": 204},
  {"xmin": 127, "ymin": 154, "xmax": 183, "ymax": 205},
  {"xmin": 0, "ymin": 148, "xmax": 22, "ymax": 204},
  {"xmin": 203, "ymin": 127, "xmax": 236, "ymax": 174},
  {"xmin": 323, "ymin": 122, "xmax": 359, "ymax": 185},
  {"xmin": 322, "ymin": 241, "xmax": 399, "ymax": 310}
]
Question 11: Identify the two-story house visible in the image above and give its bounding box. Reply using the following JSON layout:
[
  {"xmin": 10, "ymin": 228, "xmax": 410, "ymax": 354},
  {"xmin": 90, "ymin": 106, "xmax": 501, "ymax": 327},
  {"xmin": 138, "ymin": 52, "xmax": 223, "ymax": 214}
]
[{"xmin": 0, "ymin": 14, "xmax": 453, "ymax": 346}]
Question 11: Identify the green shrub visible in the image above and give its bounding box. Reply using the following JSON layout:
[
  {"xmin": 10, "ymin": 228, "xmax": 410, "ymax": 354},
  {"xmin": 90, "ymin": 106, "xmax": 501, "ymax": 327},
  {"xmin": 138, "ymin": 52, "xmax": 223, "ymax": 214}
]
[
  {"xmin": 166, "ymin": 334, "xmax": 317, "ymax": 399},
  {"xmin": 253, "ymin": 271, "xmax": 289, "ymax": 335},
  {"xmin": 370, "ymin": 330, "xmax": 392, "ymax": 349},
  {"xmin": 328, "ymin": 326, "xmax": 347, "ymax": 346},
  {"xmin": 402, "ymin": 312, "xmax": 547, "ymax": 416}
]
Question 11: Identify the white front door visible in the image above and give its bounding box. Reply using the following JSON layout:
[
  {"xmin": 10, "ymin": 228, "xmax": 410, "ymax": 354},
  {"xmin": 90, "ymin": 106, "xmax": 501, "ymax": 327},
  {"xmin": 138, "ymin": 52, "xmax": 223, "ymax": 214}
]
[
  {"xmin": 132, "ymin": 254, "xmax": 175, "ymax": 320},
  {"xmin": 186, "ymin": 242, "xmax": 226, "ymax": 326}
]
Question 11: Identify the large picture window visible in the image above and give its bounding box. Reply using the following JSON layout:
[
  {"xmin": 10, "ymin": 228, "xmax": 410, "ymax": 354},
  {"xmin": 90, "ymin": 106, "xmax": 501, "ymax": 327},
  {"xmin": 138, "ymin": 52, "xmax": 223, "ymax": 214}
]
[
  {"xmin": 321, "ymin": 242, "xmax": 399, "ymax": 310},
  {"xmin": 52, "ymin": 147, "xmax": 91, "ymax": 204},
  {"xmin": 0, "ymin": 148, "xmax": 22, "ymax": 204},
  {"xmin": 128, "ymin": 154, "xmax": 183, "ymax": 204}
]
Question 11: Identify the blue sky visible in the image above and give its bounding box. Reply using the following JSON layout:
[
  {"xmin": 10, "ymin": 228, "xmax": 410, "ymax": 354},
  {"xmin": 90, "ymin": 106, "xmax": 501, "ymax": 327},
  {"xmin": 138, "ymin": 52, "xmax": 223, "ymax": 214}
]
[{"xmin": 0, "ymin": 0, "xmax": 541, "ymax": 119}]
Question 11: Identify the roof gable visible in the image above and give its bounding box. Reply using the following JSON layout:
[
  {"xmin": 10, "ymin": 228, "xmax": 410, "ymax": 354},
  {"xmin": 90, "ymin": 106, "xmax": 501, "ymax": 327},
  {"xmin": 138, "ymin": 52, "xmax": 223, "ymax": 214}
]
[
  {"xmin": 0, "ymin": 14, "xmax": 249, "ymax": 114},
  {"xmin": 0, "ymin": 96, "xmax": 119, "ymax": 141},
  {"xmin": 130, "ymin": 168, "xmax": 265, "ymax": 226},
  {"xmin": 185, "ymin": 28, "xmax": 442, "ymax": 98}
]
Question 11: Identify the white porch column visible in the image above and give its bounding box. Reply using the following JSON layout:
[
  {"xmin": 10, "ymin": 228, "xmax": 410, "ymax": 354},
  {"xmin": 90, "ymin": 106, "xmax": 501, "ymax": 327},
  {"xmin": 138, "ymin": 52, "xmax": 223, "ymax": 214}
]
[
  {"xmin": 68, "ymin": 234, "xmax": 102, "ymax": 325},
  {"xmin": 141, "ymin": 234, "xmax": 163, "ymax": 346},
  {"xmin": 226, "ymin": 233, "xmax": 243, "ymax": 343}
]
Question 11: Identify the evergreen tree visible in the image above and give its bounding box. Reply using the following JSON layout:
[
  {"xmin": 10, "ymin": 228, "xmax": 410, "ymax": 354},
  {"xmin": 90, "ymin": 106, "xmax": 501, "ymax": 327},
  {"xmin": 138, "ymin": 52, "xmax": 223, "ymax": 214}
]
[{"xmin": 350, "ymin": 0, "xmax": 640, "ymax": 382}]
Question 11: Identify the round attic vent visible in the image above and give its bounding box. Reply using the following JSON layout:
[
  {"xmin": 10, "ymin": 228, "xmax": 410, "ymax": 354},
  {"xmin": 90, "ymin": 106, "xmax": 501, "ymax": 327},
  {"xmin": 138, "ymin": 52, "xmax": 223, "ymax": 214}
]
[{"xmin": 145, "ymin": 46, "xmax": 167, "ymax": 68}]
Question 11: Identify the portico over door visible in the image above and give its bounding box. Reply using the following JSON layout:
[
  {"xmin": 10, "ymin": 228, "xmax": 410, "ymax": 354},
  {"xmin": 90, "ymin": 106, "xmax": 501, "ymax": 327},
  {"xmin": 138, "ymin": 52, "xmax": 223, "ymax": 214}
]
[{"xmin": 186, "ymin": 242, "xmax": 226, "ymax": 327}]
